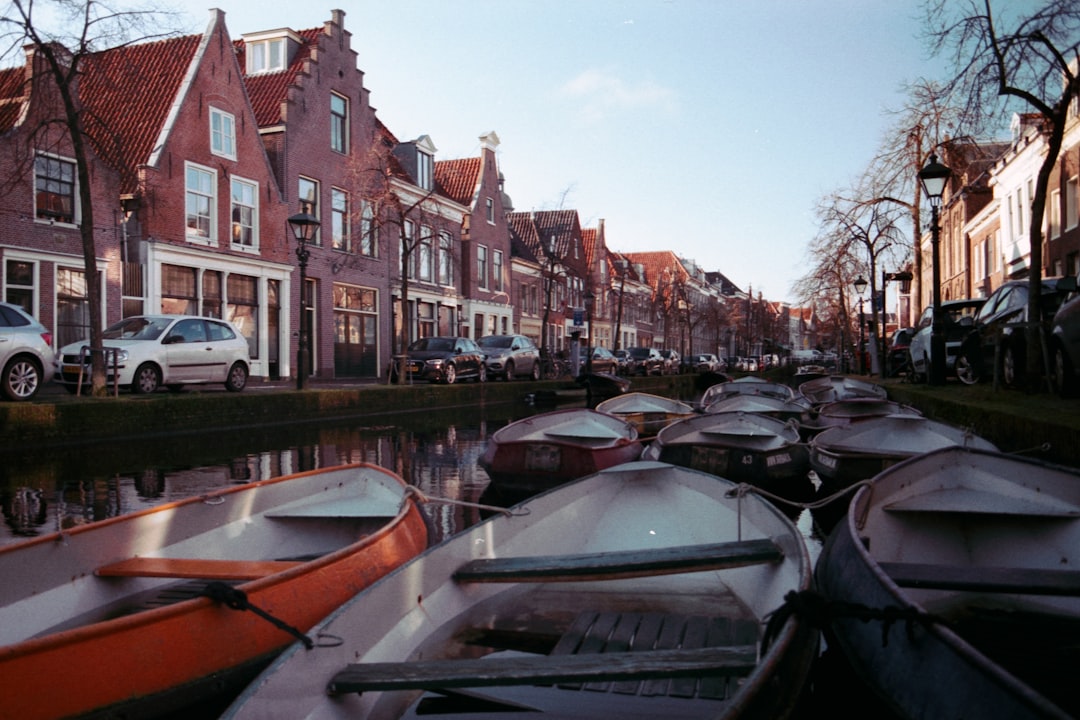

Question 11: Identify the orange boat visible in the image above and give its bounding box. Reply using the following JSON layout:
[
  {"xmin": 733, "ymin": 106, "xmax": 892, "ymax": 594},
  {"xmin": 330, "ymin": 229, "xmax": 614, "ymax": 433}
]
[{"xmin": 0, "ymin": 462, "xmax": 430, "ymax": 720}]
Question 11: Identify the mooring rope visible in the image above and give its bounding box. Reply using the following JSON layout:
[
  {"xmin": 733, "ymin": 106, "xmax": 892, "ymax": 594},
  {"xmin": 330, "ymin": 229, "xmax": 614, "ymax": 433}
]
[
  {"xmin": 201, "ymin": 581, "xmax": 315, "ymax": 649},
  {"xmin": 724, "ymin": 479, "xmax": 874, "ymax": 511},
  {"xmin": 761, "ymin": 589, "xmax": 949, "ymax": 654},
  {"xmin": 402, "ymin": 485, "xmax": 531, "ymax": 517}
]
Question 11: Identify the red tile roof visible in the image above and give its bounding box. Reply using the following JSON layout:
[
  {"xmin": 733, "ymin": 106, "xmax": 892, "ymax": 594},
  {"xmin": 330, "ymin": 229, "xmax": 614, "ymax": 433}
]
[
  {"xmin": 238, "ymin": 28, "xmax": 320, "ymax": 127},
  {"xmin": 0, "ymin": 66, "xmax": 26, "ymax": 133},
  {"xmin": 434, "ymin": 157, "xmax": 480, "ymax": 207},
  {"xmin": 623, "ymin": 250, "xmax": 689, "ymax": 290},
  {"xmin": 80, "ymin": 34, "xmax": 202, "ymax": 191}
]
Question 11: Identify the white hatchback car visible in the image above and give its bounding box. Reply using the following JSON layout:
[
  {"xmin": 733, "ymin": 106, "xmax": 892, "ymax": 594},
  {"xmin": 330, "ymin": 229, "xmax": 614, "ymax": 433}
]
[
  {"xmin": 0, "ymin": 302, "xmax": 55, "ymax": 401},
  {"xmin": 55, "ymin": 315, "xmax": 250, "ymax": 394}
]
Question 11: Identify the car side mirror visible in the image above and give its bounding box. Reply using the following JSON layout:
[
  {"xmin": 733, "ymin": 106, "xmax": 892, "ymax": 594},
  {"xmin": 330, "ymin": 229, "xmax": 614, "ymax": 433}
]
[{"xmin": 163, "ymin": 334, "xmax": 183, "ymax": 344}]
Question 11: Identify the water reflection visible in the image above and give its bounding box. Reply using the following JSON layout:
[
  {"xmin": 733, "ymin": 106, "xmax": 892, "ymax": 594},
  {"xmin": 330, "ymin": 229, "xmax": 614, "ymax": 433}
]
[{"xmin": 0, "ymin": 402, "xmax": 536, "ymax": 546}]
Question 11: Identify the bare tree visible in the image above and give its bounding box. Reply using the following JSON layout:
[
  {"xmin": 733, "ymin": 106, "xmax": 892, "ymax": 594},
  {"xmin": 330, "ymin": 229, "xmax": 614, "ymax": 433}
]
[
  {"xmin": 926, "ymin": 0, "xmax": 1080, "ymax": 384},
  {"xmin": 0, "ymin": 0, "xmax": 177, "ymax": 395}
]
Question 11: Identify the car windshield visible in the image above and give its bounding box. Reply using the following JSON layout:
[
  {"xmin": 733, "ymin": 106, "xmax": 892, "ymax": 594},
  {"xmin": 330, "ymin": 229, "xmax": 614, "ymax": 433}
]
[
  {"xmin": 628, "ymin": 348, "xmax": 649, "ymax": 358},
  {"xmin": 102, "ymin": 317, "xmax": 171, "ymax": 341},
  {"xmin": 411, "ymin": 337, "xmax": 454, "ymax": 352},
  {"xmin": 478, "ymin": 337, "xmax": 512, "ymax": 349}
]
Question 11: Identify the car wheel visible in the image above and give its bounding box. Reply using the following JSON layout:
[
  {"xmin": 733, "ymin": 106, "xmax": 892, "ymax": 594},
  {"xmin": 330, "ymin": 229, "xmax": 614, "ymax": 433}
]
[
  {"xmin": 1054, "ymin": 345, "xmax": 1077, "ymax": 398},
  {"xmin": 225, "ymin": 362, "xmax": 248, "ymax": 392},
  {"xmin": 1001, "ymin": 344, "xmax": 1020, "ymax": 388},
  {"xmin": 443, "ymin": 364, "xmax": 457, "ymax": 385},
  {"xmin": 132, "ymin": 363, "xmax": 162, "ymax": 394},
  {"xmin": 477, "ymin": 365, "xmax": 487, "ymax": 383},
  {"xmin": 503, "ymin": 361, "xmax": 514, "ymax": 382},
  {"xmin": 530, "ymin": 362, "xmax": 540, "ymax": 381},
  {"xmin": 955, "ymin": 352, "xmax": 979, "ymax": 385},
  {"xmin": 907, "ymin": 351, "xmax": 924, "ymax": 383},
  {"xmin": 1, "ymin": 356, "xmax": 42, "ymax": 401}
]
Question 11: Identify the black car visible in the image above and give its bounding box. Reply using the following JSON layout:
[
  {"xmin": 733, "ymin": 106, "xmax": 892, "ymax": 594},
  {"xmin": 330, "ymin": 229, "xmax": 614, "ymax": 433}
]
[
  {"xmin": 885, "ymin": 327, "xmax": 914, "ymax": 378},
  {"xmin": 401, "ymin": 336, "xmax": 486, "ymax": 384},
  {"xmin": 625, "ymin": 346, "xmax": 663, "ymax": 376},
  {"xmin": 956, "ymin": 278, "xmax": 1071, "ymax": 387},
  {"xmin": 1050, "ymin": 276, "xmax": 1080, "ymax": 397}
]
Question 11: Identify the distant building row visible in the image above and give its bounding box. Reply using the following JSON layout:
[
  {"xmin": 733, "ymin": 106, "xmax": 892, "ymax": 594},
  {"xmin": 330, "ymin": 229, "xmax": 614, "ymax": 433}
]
[{"xmin": 0, "ymin": 10, "xmax": 818, "ymax": 383}]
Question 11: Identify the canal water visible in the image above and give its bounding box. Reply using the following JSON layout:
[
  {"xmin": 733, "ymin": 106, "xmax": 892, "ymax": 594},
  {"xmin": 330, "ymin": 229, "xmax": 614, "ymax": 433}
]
[{"xmin": 0, "ymin": 393, "xmax": 896, "ymax": 718}]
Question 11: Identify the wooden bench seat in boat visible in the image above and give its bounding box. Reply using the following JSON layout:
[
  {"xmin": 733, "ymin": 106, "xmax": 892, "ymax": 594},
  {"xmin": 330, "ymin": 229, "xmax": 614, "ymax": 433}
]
[
  {"xmin": 880, "ymin": 562, "xmax": 1080, "ymax": 596},
  {"xmin": 94, "ymin": 557, "xmax": 304, "ymax": 580},
  {"xmin": 452, "ymin": 538, "xmax": 783, "ymax": 583},
  {"xmin": 328, "ymin": 611, "xmax": 761, "ymax": 699}
]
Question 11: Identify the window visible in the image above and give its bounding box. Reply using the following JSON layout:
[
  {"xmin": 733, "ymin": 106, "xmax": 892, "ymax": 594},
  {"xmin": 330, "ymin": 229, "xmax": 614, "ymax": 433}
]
[
  {"xmin": 210, "ymin": 108, "xmax": 236, "ymax": 159},
  {"xmin": 1067, "ymin": 176, "xmax": 1079, "ymax": 231},
  {"xmin": 1016, "ymin": 189, "xmax": 1025, "ymax": 238},
  {"xmin": 56, "ymin": 267, "xmax": 90, "ymax": 348},
  {"xmin": 360, "ymin": 201, "xmax": 377, "ymax": 257},
  {"xmin": 186, "ymin": 163, "xmax": 215, "ymax": 242},
  {"xmin": 485, "ymin": 197, "xmax": 494, "ymax": 223},
  {"xmin": 5, "ymin": 260, "xmax": 35, "ymax": 313},
  {"xmin": 438, "ymin": 231, "xmax": 453, "ymax": 286},
  {"xmin": 298, "ymin": 177, "xmax": 320, "ymax": 245},
  {"xmin": 231, "ymin": 178, "xmax": 258, "ymax": 249},
  {"xmin": 417, "ymin": 151, "xmax": 433, "ymax": 190},
  {"xmin": 403, "ymin": 221, "xmax": 416, "ymax": 279},
  {"xmin": 161, "ymin": 264, "xmax": 197, "ymax": 315},
  {"xmin": 202, "ymin": 270, "xmax": 222, "ymax": 318},
  {"xmin": 247, "ymin": 37, "xmax": 285, "ymax": 74},
  {"xmin": 477, "ymin": 245, "xmax": 488, "ymax": 289},
  {"xmin": 419, "ymin": 225, "xmax": 433, "ymax": 282},
  {"xmin": 35, "ymin": 154, "xmax": 76, "ymax": 224},
  {"xmin": 227, "ymin": 274, "xmax": 259, "ymax": 359},
  {"xmin": 493, "ymin": 250, "xmax": 504, "ymax": 292},
  {"xmin": 331, "ymin": 188, "xmax": 349, "ymax": 252},
  {"xmin": 330, "ymin": 93, "xmax": 348, "ymax": 154}
]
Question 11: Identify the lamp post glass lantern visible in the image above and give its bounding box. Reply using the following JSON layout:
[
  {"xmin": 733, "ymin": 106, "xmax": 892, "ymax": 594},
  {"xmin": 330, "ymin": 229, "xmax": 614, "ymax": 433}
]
[
  {"xmin": 918, "ymin": 153, "xmax": 951, "ymax": 385},
  {"xmin": 289, "ymin": 210, "xmax": 320, "ymax": 390}
]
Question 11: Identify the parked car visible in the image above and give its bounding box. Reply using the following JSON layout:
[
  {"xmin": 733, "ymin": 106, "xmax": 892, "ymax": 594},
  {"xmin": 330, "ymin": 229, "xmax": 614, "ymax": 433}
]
[
  {"xmin": 54, "ymin": 315, "xmax": 250, "ymax": 395},
  {"xmin": 477, "ymin": 334, "xmax": 540, "ymax": 381},
  {"xmin": 584, "ymin": 346, "xmax": 618, "ymax": 374},
  {"xmin": 885, "ymin": 327, "xmax": 914, "ymax": 378},
  {"xmin": 658, "ymin": 349, "xmax": 681, "ymax": 374},
  {"xmin": 402, "ymin": 336, "xmax": 486, "ymax": 384},
  {"xmin": 687, "ymin": 353, "xmax": 721, "ymax": 373},
  {"xmin": 625, "ymin": 346, "xmax": 663, "ymax": 376},
  {"xmin": 955, "ymin": 278, "xmax": 1071, "ymax": 387},
  {"xmin": 614, "ymin": 349, "xmax": 631, "ymax": 374},
  {"xmin": 1049, "ymin": 276, "xmax": 1080, "ymax": 397},
  {"xmin": 0, "ymin": 302, "xmax": 54, "ymax": 401},
  {"xmin": 907, "ymin": 298, "xmax": 986, "ymax": 383}
]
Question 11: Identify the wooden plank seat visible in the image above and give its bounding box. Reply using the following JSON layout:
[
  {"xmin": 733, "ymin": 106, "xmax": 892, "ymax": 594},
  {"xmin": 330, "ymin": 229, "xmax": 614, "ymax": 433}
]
[
  {"xmin": 328, "ymin": 611, "xmax": 761, "ymax": 700},
  {"xmin": 326, "ymin": 645, "xmax": 758, "ymax": 696},
  {"xmin": 880, "ymin": 562, "xmax": 1080, "ymax": 596},
  {"xmin": 95, "ymin": 557, "xmax": 305, "ymax": 580},
  {"xmin": 452, "ymin": 538, "xmax": 783, "ymax": 583}
]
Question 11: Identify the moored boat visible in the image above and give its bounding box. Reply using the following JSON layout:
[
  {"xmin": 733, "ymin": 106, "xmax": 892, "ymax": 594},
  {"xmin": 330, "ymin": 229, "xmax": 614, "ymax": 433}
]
[
  {"xmin": 800, "ymin": 397, "xmax": 922, "ymax": 436},
  {"xmin": 703, "ymin": 392, "xmax": 812, "ymax": 425},
  {"xmin": 223, "ymin": 461, "xmax": 819, "ymax": 720},
  {"xmin": 797, "ymin": 375, "xmax": 887, "ymax": 406},
  {"xmin": 479, "ymin": 408, "xmax": 643, "ymax": 492},
  {"xmin": 815, "ymin": 446, "xmax": 1080, "ymax": 719},
  {"xmin": 595, "ymin": 391, "xmax": 696, "ymax": 438},
  {"xmin": 642, "ymin": 411, "xmax": 814, "ymax": 504},
  {"xmin": 575, "ymin": 371, "xmax": 632, "ymax": 399},
  {"xmin": 699, "ymin": 378, "xmax": 797, "ymax": 410},
  {"xmin": 0, "ymin": 463, "xmax": 430, "ymax": 720},
  {"xmin": 808, "ymin": 414, "xmax": 997, "ymax": 492}
]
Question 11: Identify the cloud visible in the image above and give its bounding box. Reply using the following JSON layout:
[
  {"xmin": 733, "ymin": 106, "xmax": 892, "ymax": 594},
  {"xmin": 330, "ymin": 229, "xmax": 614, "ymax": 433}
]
[{"xmin": 559, "ymin": 68, "xmax": 677, "ymax": 123}]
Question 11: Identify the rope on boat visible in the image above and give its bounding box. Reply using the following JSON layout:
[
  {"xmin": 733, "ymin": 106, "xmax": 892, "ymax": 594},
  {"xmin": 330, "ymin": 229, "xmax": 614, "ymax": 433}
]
[
  {"xmin": 762, "ymin": 590, "xmax": 948, "ymax": 653},
  {"xmin": 403, "ymin": 485, "xmax": 531, "ymax": 517},
  {"xmin": 200, "ymin": 582, "xmax": 315, "ymax": 649},
  {"xmin": 724, "ymin": 479, "xmax": 874, "ymax": 511}
]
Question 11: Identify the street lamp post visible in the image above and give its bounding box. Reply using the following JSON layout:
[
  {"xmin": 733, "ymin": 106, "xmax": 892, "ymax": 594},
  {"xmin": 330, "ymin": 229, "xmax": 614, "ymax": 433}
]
[
  {"xmin": 854, "ymin": 275, "xmax": 868, "ymax": 374},
  {"xmin": 289, "ymin": 210, "xmax": 321, "ymax": 390},
  {"xmin": 918, "ymin": 153, "xmax": 952, "ymax": 386},
  {"xmin": 584, "ymin": 289, "xmax": 595, "ymax": 375}
]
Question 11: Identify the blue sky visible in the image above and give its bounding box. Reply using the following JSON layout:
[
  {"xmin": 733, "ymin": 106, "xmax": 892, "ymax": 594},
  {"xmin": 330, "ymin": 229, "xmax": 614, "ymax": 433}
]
[{"xmin": 170, "ymin": 0, "xmax": 947, "ymax": 303}]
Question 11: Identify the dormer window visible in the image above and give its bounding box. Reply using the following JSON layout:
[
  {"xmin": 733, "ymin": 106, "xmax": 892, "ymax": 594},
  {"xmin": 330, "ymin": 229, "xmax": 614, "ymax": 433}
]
[
  {"xmin": 247, "ymin": 38, "xmax": 285, "ymax": 73},
  {"xmin": 418, "ymin": 150, "xmax": 433, "ymax": 191}
]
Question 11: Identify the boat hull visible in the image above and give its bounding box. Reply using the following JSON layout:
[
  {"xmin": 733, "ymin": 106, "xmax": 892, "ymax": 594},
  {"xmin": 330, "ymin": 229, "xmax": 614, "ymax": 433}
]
[
  {"xmin": 224, "ymin": 461, "xmax": 819, "ymax": 720},
  {"xmin": 0, "ymin": 464, "xmax": 430, "ymax": 720},
  {"xmin": 816, "ymin": 447, "xmax": 1080, "ymax": 719}
]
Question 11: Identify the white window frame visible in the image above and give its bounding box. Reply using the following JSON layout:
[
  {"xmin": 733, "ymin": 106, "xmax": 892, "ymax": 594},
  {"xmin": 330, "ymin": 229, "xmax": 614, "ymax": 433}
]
[
  {"xmin": 185, "ymin": 162, "xmax": 216, "ymax": 245},
  {"xmin": 230, "ymin": 176, "xmax": 259, "ymax": 251},
  {"xmin": 417, "ymin": 151, "xmax": 433, "ymax": 190},
  {"xmin": 419, "ymin": 225, "xmax": 433, "ymax": 282},
  {"xmin": 485, "ymin": 197, "xmax": 495, "ymax": 224},
  {"xmin": 438, "ymin": 231, "xmax": 453, "ymax": 286},
  {"xmin": 477, "ymin": 244, "xmax": 489, "ymax": 289},
  {"xmin": 360, "ymin": 201, "xmax": 377, "ymax": 257},
  {"xmin": 210, "ymin": 107, "xmax": 236, "ymax": 160},
  {"xmin": 34, "ymin": 152, "xmax": 79, "ymax": 226},
  {"xmin": 331, "ymin": 187, "xmax": 350, "ymax": 252},
  {"xmin": 493, "ymin": 249, "xmax": 504, "ymax": 292},
  {"xmin": 247, "ymin": 37, "xmax": 285, "ymax": 74},
  {"xmin": 298, "ymin": 176, "xmax": 320, "ymax": 245},
  {"xmin": 330, "ymin": 93, "xmax": 349, "ymax": 154}
]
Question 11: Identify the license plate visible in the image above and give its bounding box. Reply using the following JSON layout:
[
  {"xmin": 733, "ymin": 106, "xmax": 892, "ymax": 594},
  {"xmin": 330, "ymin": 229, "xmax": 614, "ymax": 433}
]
[
  {"xmin": 409, "ymin": 362, "xmax": 423, "ymax": 373},
  {"xmin": 62, "ymin": 364, "xmax": 83, "ymax": 374}
]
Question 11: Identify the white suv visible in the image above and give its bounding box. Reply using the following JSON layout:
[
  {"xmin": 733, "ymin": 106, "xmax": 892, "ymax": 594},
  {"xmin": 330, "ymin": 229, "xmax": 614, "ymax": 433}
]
[{"xmin": 0, "ymin": 302, "xmax": 55, "ymax": 401}]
